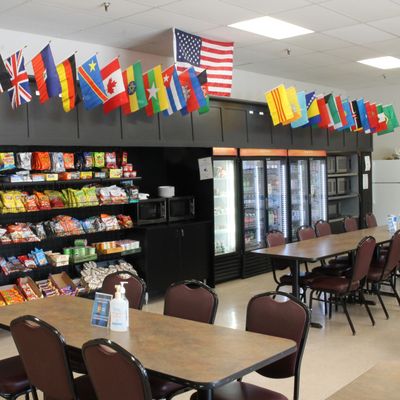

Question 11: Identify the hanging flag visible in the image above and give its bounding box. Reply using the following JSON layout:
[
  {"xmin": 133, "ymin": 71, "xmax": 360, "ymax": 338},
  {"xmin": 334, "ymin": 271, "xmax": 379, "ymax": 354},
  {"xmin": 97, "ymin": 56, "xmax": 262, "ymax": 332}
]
[
  {"xmin": 350, "ymin": 100, "xmax": 362, "ymax": 132},
  {"xmin": 162, "ymin": 65, "xmax": 186, "ymax": 116},
  {"xmin": 325, "ymin": 94, "xmax": 342, "ymax": 130},
  {"xmin": 174, "ymin": 28, "xmax": 234, "ymax": 97},
  {"xmin": 143, "ymin": 65, "xmax": 169, "ymax": 117},
  {"xmin": 376, "ymin": 104, "xmax": 388, "ymax": 133},
  {"xmin": 291, "ymin": 91, "xmax": 308, "ymax": 128},
  {"xmin": 305, "ymin": 91, "xmax": 321, "ymax": 125},
  {"xmin": 265, "ymin": 85, "xmax": 293, "ymax": 126},
  {"xmin": 56, "ymin": 54, "xmax": 80, "ymax": 113},
  {"xmin": 100, "ymin": 58, "xmax": 128, "ymax": 114},
  {"xmin": 0, "ymin": 55, "xmax": 11, "ymax": 93},
  {"xmin": 342, "ymin": 99, "xmax": 355, "ymax": 130},
  {"xmin": 283, "ymin": 86, "xmax": 301, "ymax": 125},
  {"xmin": 317, "ymin": 96, "xmax": 331, "ymax": 129},
  {"xmin": 356, "ymin": 99, "xmax": 371, "ymax": 133},
  {"xmin": 197, "ymin": 69, "xmax": 209, "ymax": 115},
  {"xmin": 365, "ymin": 102, "xmax": 378, "ymax": 133},
  {"xmin": 5, "ymin": 49, "xmax": 31, "ymax": 109},
  {"xmin": 121, "ymin": 61, "xmax": 147, "ymax": 115},
  {"xmin": 378, "ymin": 104, "xmax": 399, "ymax": 135},
  {"xmin": 179, "ymin": 66, "xmax": 207, "ymax": 115},
  {"xmin": 335, "ymin": 96, "xmax": 348, "ymax": 130},
  {"xmin": 32, "ymin": 44, "xmax": 61, "ymax": 104},
  {"xmin": 77, "ymin": 55, "xmax": 108, "ymax": 110}
]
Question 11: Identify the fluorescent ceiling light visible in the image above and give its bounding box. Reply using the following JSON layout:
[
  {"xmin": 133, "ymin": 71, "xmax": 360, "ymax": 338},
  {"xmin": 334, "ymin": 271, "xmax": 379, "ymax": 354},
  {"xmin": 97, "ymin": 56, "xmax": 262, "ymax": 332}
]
[
  {"xmin": 358, "ymin": 56, "xmax": 400, "ymax": 70},
  {"xmin": 229, "ymin": 16, "xmax": 313, "ymax": 40}
]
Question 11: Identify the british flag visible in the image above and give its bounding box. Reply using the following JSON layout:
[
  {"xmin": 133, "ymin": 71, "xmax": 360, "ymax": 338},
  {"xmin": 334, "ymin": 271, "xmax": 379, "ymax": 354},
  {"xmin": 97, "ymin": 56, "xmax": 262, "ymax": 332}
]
[{"xmin": 5, "ymin": 50, "xmax": 32, "ymax": 109}]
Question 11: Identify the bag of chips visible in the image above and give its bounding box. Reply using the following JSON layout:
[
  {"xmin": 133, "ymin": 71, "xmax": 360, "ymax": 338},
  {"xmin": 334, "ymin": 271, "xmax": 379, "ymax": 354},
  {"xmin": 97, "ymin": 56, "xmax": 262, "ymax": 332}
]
[
  {"xmin": 34, "ymin": 192, "xmax": 51, "ymax": 211},
  {"xmin": 16, "ymin": 152, "xmax": 32, "ymax": 170},
  {"xmin": 32, "ymin": 152, "xmax": 51, "ymax": 171},
  {"xmin": 51, "ymin": 152, "xmax": 65, "ymax": 172},
  {"xmin": 0, "ymin": 152, "xmax": 16, "ymax": 171},
  {"xmin": 63, "ymin": 153, "xmax": 75, "ymax": 170}
]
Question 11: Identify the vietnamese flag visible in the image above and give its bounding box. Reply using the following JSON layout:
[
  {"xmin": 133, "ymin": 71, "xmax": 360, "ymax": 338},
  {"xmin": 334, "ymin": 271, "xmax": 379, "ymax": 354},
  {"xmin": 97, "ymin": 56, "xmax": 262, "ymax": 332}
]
[{"xmin": 317, "ymin": 97, "xmax": 331, "ymax": 129}]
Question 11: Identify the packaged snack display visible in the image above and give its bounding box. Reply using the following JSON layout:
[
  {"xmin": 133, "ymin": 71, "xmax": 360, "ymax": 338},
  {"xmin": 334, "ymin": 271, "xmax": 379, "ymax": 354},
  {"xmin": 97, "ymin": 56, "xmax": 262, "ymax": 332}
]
[
  {"xmin": 22, "ymin": 194, "xmax": 40, "ymax": 212},
  {"xmin": 0, "ymin": 228, "xmax": 11, "ymax": 244},
  {"xmin": 117, "ymin": 214, "xmax": 133, "ymax": 229},
  {"xmin": 31, "ymin": 174, "xmax": 45, "ymax": 182},
  {"xmin": 50, "ymin": 215, "xmax": 85, "ymax": 237},
  {"xmin": 37, "ymin": 279, "xmax": 59, "ymax": 297},
  {"xmin": 0, "ymin": 286, "xmax": 25, "ymax": 305},
  {"xmin": 100, "ymin": 214, "xmax": 120, "ymax": 231},
  {"xmin": 80, "ymin": 171, "xmax": 93, "ymax": 180},
  {"xmin": 50, "ymin": 152, "xmax": 65, "ymax": 172},
  {"xmin": 105, "ymin": 152, "xmax": 117, "ymax": 169},
  {"xmin": 46, "ymin": 252, "xmax": 69, "ymax": 267},
  {"xmin": 32, "ymin": 152, "xmax": 51, "ymax": 171},
  {"xmin": 118, "ymin": 151, "xmax": 128, "ymax": 166},
  {"xmin": 29, "ymin": 223, "xmax": 47, "ymax": 241},
  {"xmin": 30, "ymin": 248, "xmax": 48, "ymax": 266},
  {"xmin": 63, "ymin": 153, "xmax": 75, "ymax": 170},
  {"xmin": 34, "ymin": 192, "xmax": 51, "ymax": 210},
  {"xmin": 7, "ymin": 224, "xmax": 40, "ymax": 243},
  {"xmin": 50, "ymin": 272, "xmax": 77, "ymax": 296},
  {"xmin": 93, "ymin": 152, "xmax": 105, "ymax": 168},
  {"xmin": 16, "ymin": 153, "xmax": 32, "ymax": 170},
  {"xmin": 97, "ymin": 186, "xmax": 128, "ymax": 205},
  {"xmin": 45, "ymin": 173, "xmax": 58, "ymax": 181},
  {"xmin": 17, "ymin": 277, "xmax": 42, "ymax": 301},
  {"xmin": 44, "ymin": 190, "xmax": 65, "ymax": 209},
  {"xmin": 0, "ymin": 152, "xmax": 16, "ymax": 171}
]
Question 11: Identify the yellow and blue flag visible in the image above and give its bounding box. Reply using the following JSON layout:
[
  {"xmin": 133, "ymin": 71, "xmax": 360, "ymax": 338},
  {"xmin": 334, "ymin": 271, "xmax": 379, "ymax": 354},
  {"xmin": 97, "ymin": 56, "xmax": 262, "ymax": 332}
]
[
  {"xmin": 305, "ymin": 91, "xmax": 321, "ymax": 125},
  {"xmin": 291, "ymin": 91, "xmax": 308, "ymax": 128},
  {"xmin": 78, "ymin": 55, "xmax": 108, "ymax": 110}
]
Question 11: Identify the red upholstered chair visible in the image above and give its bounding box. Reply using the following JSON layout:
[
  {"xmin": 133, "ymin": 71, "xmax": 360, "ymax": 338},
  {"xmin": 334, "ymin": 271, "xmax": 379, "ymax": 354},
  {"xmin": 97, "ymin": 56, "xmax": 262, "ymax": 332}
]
[
  {"xmin": 149, "ymin": 280, "xmax": 218, "ymax": 400},
  {"xmin": 296, "ymin": 225, "xmax": 316, "ymax": 241},
  {"xmin": 308, "ymin": 236, "xmax": 376, "ymax": 335},
  {"xmin": 10, "ymin": 315, "xmax": 96, "ymax": 400},
  {"xmin": 314, "ymin": 220, "xmax": 332, "ymax": 237},
  {"xmin": 365, "ymin": 212, "xmax": 378, "ymax": 228},
  {"xmin": 191, "ymin": 291, "xmax": 310, "ymax": 400},
  {"xmin": 367, "ymin": 230, "xmax": 400, "ymax": 319},
  {"xmin": 83, "ymin": 339, "xmax": 152, "ymax": 400},
  {"xmin": 343, "ymin": 216, "xmax": 358, "ymax": 232}
]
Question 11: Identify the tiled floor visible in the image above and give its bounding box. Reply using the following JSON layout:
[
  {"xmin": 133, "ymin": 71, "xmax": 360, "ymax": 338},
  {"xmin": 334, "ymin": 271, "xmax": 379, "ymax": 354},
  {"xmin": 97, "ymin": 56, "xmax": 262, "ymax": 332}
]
[{"xmin": 1, "ymin": 271, "xmax": 399, "ymax": 400}]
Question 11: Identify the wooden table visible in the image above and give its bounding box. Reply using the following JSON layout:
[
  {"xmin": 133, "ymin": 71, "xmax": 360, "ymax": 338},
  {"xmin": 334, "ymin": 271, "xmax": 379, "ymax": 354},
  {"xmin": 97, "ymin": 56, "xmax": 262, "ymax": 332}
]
[
  {"xmin": 253, "ymin": 226, "xmax": 393, "ymax": 298},
  {"xmin": 0, "ymin": 296, "xmax": 296, "ymax": 400},
  {"xmin": 327, "ymin": 361, "xmax": 400, "ymax": 400}
]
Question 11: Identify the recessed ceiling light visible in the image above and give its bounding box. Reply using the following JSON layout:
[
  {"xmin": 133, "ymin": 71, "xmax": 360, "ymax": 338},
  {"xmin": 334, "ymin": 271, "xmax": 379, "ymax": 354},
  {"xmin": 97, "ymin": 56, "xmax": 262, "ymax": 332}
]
[
  {"xmin": 228, "ymin": 16, "xmax": 313, "ymax": 40},
  {"xmin": 358, "ymin": 56, "xmax": 400, "ymax": 70}
]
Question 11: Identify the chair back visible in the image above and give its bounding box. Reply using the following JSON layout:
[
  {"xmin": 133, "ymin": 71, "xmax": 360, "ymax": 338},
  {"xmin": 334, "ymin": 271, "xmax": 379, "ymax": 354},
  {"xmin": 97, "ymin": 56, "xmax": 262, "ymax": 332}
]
[
  {"xmin": 83, "ymin": 339, "xmax": 152, "ymax": 400},
  {"xmin": 246, "ymin": 292, "xmax": 310, "ymax": 400},
  {"xmin": 266, "ymin": 230, "xmax": 285, "ymax": 247},
  {"xmin": 343, "ymin": 216, "xmax": 358, "ymax": 232},
  {"xmin": 297, "ymin": 225, "xmax": 316, "ymax": 241},
  {"xmin": 365, "ymin": 212, "xmax": 377, "ymax": 228},
  {"xmin": 10, "ymin": 315, "xmax": 76, "ymax": 400},
  {"xmin": 381, "ymin": 230, "xmax": 400, "ymax": 278},
  {"xmin": 101, "ymin": 272, "xmax": 146, "ymax": 309},
  {"xmin": 314, "ymin": 220, "xmax": 332, "ymax": 237},
  {"xmin": 164, "ymin": 280, "xmax": 218, "ymax": 324},
  {"xmin": 351, "ymin": 236, "xmax": 376, "ymax": 283}
]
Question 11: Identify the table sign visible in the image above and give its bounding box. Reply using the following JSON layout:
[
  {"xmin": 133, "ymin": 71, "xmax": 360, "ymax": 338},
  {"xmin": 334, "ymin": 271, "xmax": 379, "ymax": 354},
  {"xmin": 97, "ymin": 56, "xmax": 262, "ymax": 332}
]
[{"xmin": 91, "ymin": 292, "xmax": 113, "ymax": 327}]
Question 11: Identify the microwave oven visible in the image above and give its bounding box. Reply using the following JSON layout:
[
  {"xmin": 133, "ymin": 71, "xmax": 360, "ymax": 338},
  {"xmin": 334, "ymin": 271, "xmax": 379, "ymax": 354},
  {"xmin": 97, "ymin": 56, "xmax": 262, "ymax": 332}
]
[
  {"xmin": 328, "ymin": 201, "xmax": 341, "ymax": 220},
  {"xmin": 328, "ymin": 178, "xmax": 337, "ymax": 196},
  {"xmin": 136, "ymin": 198, "xmax": 167, "ymax": 225},
  {"xmin": 167, "ymin": 196, "xmax": 195, "ymax": 222},
  {"xmin": 336, "ymin": 156, "xmax": 350, "ymax": 173},
  {"xmin": 337, "ymin": 177, "xmax": 349, "ymax": 195},
  {"xmin": 327, "ymin": 157, "xmax": 336, "ymax": 174}
]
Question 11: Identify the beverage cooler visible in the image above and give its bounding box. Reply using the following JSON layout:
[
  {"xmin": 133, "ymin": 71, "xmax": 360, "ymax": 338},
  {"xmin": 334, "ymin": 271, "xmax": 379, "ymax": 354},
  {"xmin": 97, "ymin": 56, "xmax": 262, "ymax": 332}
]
[{"xmin": 288, "ymin": 150, "xmax": 328, "ymax": 241}]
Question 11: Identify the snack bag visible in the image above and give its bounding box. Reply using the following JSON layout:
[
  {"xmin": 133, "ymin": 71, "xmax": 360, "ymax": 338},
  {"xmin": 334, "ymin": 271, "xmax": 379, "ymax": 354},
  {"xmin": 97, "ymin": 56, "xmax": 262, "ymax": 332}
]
[
  {"xmin": 117, "ymin": 214, "xmax": 133, "ymax": 229},
  {"xmin": 63, "ymin": 153, "xmax": 75, "ymax": 170},
  {"xmin": 44, "ymin": 190, "xmax": 65, "ymax": 209},
  {"xmin": 84, "ymin": 152, "xmax": 94, "ymax": 170},
  {"xmin": 32, "ymin": 152, "xmax": 51, "ymax": 171},
  {"xmin": 83, "ymin": 187, "xmax": 99, "ymax": 206},
  {"xmin": 93, "ymin": 152, "xmax": 105, "ymax": 168},
  {"xmin": 118, "ymin": 151, "xmax": 128, "ymax": 167},
  {"xmin": 51, "ymin": 152, "xmax": 65, "ymax": 172},
  {"xmin": 12, "ymin": 191, "xmax": 26, "ymax": 213},
  {"xmin": 105, "ymin": 152, "xmax": 117, "ymax": 169},
  {"xmin": 34, "ymin": 192, "xmax": 51, "ymax": 210},
  {"xmin": 0, "ymin": 191, "xmax": 16, "ymax": 214},
  {"xmin": 0, "ymin": 152, "xmax": 16, "ymax": 171},
  {"xmin": 22, "ymin": 194, "xmax": 40, "ymax": 212},
  {"xmin": 16, "ymin": 152, "xmax": 32, "ymax": 170}
]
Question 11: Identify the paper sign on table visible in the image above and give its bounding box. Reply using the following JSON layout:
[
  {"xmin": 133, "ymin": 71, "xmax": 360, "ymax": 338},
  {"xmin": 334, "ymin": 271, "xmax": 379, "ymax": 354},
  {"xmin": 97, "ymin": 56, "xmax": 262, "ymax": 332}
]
[{"xmin": 91, "ymin": 292, "xmax": 113, "ymax": 328}]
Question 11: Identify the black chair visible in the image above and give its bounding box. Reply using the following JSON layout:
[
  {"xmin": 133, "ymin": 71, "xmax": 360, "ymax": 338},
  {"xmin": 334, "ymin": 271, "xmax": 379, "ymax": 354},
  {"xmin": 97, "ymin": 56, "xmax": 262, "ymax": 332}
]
[
  {"xmin": 10, "ymin": 315, "xmax": 96, "ymax": 400},
  {"xmin": 149, "ymin": 280, "xmax": 218, "ymax": 400},
  {"xmin": 191, "ymin": 291, "xmax": 310, "ymax": 400},
  {"xmin": 83, "ymin": 338, "xmax": 152, "ymax": 400}
]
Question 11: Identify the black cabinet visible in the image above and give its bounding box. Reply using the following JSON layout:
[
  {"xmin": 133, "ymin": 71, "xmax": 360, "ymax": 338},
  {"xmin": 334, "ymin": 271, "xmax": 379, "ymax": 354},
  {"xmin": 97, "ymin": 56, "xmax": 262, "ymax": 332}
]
[
  {"xmin": 357, "ymin": 132, "xmax": 373, "ymax": 151},
  {"xmin": 272, "ymin": 124, "xmax": 291, "ymax": 148},
  {"xmin": 246, "ymin": 105, "xmax": 273, "ymax": 147},
  {"xmin": 344, "ymin": 130, "xmax": 357, "ymax": 151},
  {"xmin": 160, "ymin": 111, "xmax": 193, "ymax": 146},
  {"xmin": 192, "ymin": 105, "xmax": 223, "ymax": 146},
  {"xmin": 291, "ymin": 126, "xmax": 312, "ymax": 149},
  {"xmin": 121, "ymin": 109, "xmax": 160, "ymax": 145},
  {"xmin": 221, "ymin": 106, "xmax": 247, "ymax": 147},
  {"xmin": 311, "ymin": 126, "xmax": 328, "ymax": 149},
  {"xmin": 136, "ymin": 221, "xmax": 212, "ymax": 293},
  {"xmin": 328, "ymin": 130, "xmax": 344, "ymax": 151}
]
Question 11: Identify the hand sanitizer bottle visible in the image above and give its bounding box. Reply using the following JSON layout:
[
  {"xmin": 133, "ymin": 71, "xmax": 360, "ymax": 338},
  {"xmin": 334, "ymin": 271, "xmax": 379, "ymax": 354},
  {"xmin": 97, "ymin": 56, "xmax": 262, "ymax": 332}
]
[
  {"xmin": 110, "ymin": 284, "xmax": 128, "ymax": 332},
  {"xmin": 119, "ymin": 282, "xmax": 129, "ymax": 328}
]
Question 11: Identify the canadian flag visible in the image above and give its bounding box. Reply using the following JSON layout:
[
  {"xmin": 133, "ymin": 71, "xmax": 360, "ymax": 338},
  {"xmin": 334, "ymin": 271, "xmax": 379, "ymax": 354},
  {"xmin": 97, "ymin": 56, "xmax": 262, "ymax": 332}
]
[{"xmin": 100, "ymin": 58, "xmax": 128, "ymax": 114}]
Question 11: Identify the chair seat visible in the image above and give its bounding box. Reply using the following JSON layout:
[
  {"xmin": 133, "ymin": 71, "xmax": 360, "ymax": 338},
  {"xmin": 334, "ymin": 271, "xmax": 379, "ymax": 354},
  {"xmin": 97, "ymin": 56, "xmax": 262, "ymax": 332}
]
[
  {"xmin": 280, "ymin": 271, "xmax": 314, "ymax": 285},
  {"xmin": 74, "ymin": 375, "xmax": 97, "ymax": 400},
  {"xmin": 312, "ymin": 263, "xmax": 351, "ymax": 277},
  {"xmin": 328, "ymin": 255, "xmax": 350, "ymax": 265},
  {"xmin": 149, "ymin": 375, "xmax": 186, "ymax": 399},
  {"xmin": 0, "ymin": 355, "xmax": 30, "ymax": 395},
  {"xmin": 310, "ymin": 276, "xmax": 359, "ymax": 294},
  {"xmin": 191, "ymin": 381, "xmax": 288, "ymax": 400}
]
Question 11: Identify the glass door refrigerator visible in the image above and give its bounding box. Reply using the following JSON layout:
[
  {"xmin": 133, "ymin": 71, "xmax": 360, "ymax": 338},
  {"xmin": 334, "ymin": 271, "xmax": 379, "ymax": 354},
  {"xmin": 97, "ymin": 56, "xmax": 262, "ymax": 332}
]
[
  {"xmin": 213, "ymin": 148, "xmax": 241, "ymax": 283},
  {"xmin": 288, "ymin": 150, "xmax": 327, "ymax": 241}
]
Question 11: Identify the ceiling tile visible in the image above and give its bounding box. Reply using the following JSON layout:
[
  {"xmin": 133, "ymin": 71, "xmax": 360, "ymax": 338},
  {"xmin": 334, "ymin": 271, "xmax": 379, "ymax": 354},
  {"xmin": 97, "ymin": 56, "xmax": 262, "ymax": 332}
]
[
  {"xmin": 160, "ymin": 0, "xmax": 262, "ymax": 25},
  {"xmin": 130, "ymin": 29, "xmax": 174, "ymax": 56},
  {"xmin": 369, "ymin": 16, "xmax": 400, "ymax": 37},
  {"xmin": 324, "ymin": 45, "xmax": 385, "ymax": 61},
  {"xmin": 283, "ymin": 33, "xmax": 353, "ymax": 51},
  {"xmin": 364, "ymin": 38, "xmax": 400, "ymax": 56},
  {"xmin": 0, "ymin": 0, "xmax": 30, "ymax": 12},
  {"xmin": 219, "ymin": 0, "xmax": 310, "ymax": 14},
  {"xmin": 282, "ymin": 51, "xmax": 348, "ymax": 67},
  {"xmin": 122, "ymin": 8, "xmax": 218, "ymax": 32},
  {"xmin": 245, "ymin": 41, "xmax": 315, "ymax": 59},
  {"xmin": 233, "ymin": 47, "xmax": 277, "ymax": 65},
  {"xmin": 322, "ymin": 0, "xmax": 400, "ymax": 23},
  {"xmin": 272, "ymin": 5, "xmax": 358, "ymax": 31},
  {"xmin": 324, "ymin": 24, "xmax": 396, "ymax": 45}
]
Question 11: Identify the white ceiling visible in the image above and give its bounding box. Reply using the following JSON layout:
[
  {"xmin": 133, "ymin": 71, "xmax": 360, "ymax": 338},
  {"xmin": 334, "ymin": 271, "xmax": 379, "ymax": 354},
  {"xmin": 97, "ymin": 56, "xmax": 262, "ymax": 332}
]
[{"xmin": 4, "ymin": 0, "xmax": 400, "ymax": 89}]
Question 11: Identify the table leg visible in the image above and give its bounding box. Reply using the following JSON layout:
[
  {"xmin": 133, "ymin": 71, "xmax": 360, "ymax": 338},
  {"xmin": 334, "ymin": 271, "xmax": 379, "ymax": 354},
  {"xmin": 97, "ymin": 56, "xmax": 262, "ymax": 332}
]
[
  {"xmin": 290, "ymin": 260, "xmax": 300, "ymax": 299},
  {"xmin": 197, "ymin": 389, "xmax": 213, "ymax": 400}
]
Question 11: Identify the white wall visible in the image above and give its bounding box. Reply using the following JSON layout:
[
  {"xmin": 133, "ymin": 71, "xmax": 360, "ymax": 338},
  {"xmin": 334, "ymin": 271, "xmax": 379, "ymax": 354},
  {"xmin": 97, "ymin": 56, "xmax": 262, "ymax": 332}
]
[{"xmin": 348, "ymin": 85, "xmax": 400, "ymax": 160}]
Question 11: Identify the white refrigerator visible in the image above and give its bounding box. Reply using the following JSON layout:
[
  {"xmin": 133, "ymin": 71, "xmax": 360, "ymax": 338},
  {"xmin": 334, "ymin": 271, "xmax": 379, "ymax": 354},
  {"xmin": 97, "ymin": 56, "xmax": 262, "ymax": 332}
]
[{"xmin": 372, "ymin": 160, "xmax": 400, "ymax": 225}]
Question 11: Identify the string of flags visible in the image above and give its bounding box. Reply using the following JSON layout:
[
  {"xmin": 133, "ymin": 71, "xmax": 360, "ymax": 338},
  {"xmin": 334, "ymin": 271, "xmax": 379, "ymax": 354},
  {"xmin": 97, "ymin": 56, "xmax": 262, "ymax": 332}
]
[
  {"xmin": 0, "ymin": 29, "xmax": 233, "ymax": 118},
  {"xmin": 265, "ymin": 84, "xmax": 399, "ymax": 136}
]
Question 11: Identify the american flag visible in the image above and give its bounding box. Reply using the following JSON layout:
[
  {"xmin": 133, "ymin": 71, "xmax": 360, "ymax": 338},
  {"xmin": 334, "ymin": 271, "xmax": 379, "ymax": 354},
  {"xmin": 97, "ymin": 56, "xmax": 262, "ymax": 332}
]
[
  {"xmin": 5, "ymin": 50, "xmax": 31, "ymax": 109},
  {"xmin": 173, "ymin": 28, "xmax": 234, "ymax": 97}
]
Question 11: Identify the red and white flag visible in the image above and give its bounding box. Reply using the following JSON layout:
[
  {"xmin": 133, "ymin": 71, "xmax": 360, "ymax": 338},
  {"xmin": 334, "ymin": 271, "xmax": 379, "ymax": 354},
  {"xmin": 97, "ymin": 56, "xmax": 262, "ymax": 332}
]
[
  {"xmin": 100, "ymin": 58, "xmax": 128, "ymax": 114},
  {"xmin": 173, "ymin": 28, "xmax": 234, "ymax": 97}
]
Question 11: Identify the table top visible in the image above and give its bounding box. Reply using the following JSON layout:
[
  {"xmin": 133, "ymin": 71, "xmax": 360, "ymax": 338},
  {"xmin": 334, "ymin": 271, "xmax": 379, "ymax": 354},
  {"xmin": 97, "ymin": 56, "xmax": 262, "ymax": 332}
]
[
  {"xmin": 253, "ymin": 226, "xmax": 392, "ymax": 262},
  {"xmin": 0, "ymin": 296, "xmax": 296, "ymax": 390},
  {"xmin": 327, "ymin": 361, "xmax": 400, "ymax": 400}
]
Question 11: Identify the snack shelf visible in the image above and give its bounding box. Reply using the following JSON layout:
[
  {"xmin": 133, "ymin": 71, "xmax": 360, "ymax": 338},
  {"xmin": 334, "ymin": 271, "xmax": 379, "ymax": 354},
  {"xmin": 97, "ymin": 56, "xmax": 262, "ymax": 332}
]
[{"xmin": 0, "ymin": 176, "xmax": 142, "ymax": 189}]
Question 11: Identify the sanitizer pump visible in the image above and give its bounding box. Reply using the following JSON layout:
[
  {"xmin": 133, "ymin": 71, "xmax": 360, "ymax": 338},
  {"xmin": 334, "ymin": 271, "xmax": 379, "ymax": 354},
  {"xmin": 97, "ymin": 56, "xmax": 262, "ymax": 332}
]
[
  {"xmin": 110, "ymin": 284, "xmax": 129, "ymax": 332},
  {"xmin": 120, "ymin": 281, "xmax": 129, "ymax": 328}
]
